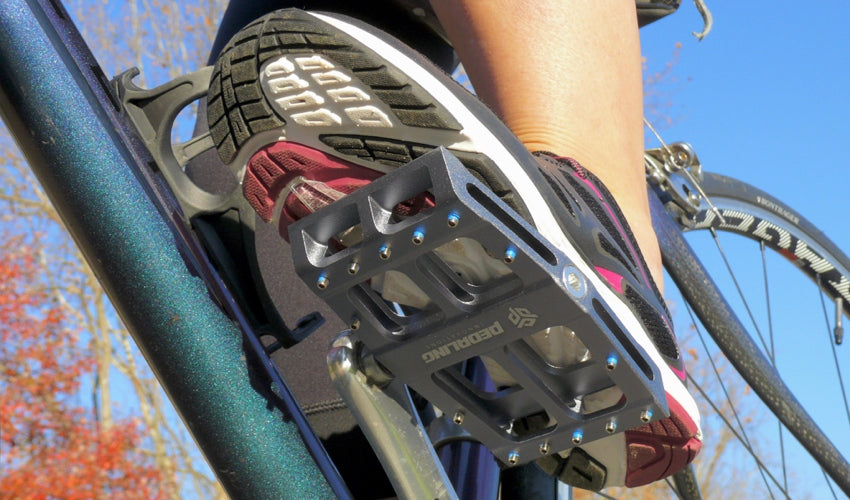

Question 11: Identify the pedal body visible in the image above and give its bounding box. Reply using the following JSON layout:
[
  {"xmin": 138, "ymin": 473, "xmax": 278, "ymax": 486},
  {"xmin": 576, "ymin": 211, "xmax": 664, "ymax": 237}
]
[{"xmin": 290, "ymin": 148, "xmax": 667, "ymax": 465}]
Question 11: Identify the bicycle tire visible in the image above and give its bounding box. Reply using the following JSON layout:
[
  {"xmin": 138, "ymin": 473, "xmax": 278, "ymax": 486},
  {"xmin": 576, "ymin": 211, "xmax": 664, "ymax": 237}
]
[{"xmin": 652, "ymin": 172, "xmax": 850, "ymax": 497}]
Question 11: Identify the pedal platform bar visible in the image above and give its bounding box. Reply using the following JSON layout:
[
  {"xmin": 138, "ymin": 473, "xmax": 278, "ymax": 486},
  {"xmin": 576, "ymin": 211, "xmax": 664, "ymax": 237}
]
[{"xmin": 289, "ymin": 148, "xmax": 667, "ymax": 465}]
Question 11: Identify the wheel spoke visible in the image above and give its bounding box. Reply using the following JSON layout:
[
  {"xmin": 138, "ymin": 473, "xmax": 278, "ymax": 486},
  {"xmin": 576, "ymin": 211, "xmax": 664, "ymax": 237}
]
[
  {"xmin": 821, "ymin": 468, "xmax": 839, "ymax": 500},
  {"xmin": 761, "ymin": 241, "xmax": 788, "ymax": 492},
  {"xmin": 684, "ymin": 303, "xmax": 783, "ymax": 499},
  {"xmin": 816, "ymin": 275, "xmax": 850, "ymax": 433},
  {"xmin": 709, "ymin": 228, "xmax": 771, "ymax": 355}
]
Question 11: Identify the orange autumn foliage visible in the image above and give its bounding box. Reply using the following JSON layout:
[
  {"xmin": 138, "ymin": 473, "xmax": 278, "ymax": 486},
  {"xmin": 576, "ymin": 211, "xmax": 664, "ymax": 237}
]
[{"xmin": 0, "ymin": 240, "xmax": 166, "ymax": 500}]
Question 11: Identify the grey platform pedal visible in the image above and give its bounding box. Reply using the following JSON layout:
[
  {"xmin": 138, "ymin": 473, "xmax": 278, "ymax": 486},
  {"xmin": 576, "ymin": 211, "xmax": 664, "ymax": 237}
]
[{"xmin": 289, "ymin": 148, "xmax": 668, "ymax": 466}]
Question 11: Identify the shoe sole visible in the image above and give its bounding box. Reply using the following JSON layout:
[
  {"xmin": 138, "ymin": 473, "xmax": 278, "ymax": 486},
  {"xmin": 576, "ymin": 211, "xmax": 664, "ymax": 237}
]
[{"xmin": 207, "ymin": 8, "xmax": 700, "ymax": 487}]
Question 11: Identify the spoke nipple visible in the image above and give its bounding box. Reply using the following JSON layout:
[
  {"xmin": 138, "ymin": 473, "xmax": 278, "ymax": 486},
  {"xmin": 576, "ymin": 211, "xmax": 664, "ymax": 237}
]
[
  {"xmin": 507, "ymin": 451, "xmax": 520, "ymax": 465},
  {"xmin": 379, "ymin": 244, "xmax": 391, "ymax": 260},
  {"xmin": 539, "ymin": 442, "xmax": 550, "ymax": 455},
  {"xmin": 348, "ymin": 261, "xmax": 360, "ymax": 275},
  {"xmin": 317, "ymin": 273, "xmax": 329, "ymax": 289},
  {"xmin": 452, "ymin": 411, "xmax": 464, "ymax": 425},
  {"xmin": 571, "ymin": 430, "xmax": 583, "ymax": 445},
  {"xmin": 606, "ymin": 355, "xmax": 618, "ymax": 371},
  {"xmin": 504, "ymin": 245, "xmax": 518, "ymax": 264},
  {"xmin": 350, "ymin": 317, "xmax": 360, "ymax": 330},
  {"xmin": 640, "ymin": 409, "xmax": 653, "ymax": 423},
  {"xmin": 412, "ymin": 228, "xmax": 425, "ymax": 245},
  {"xmin": 605, "ymin": 419, "xmax": 617, "ymax": 434},
  {"xmin": 447, "ymin": 211, "xmax": 461, "ymax": 227}
]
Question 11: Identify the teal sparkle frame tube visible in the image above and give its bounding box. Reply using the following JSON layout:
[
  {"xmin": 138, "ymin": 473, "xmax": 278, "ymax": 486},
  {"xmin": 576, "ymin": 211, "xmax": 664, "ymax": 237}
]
[{"xmin": 0, "ymin": 1, "xmax": 343, "ymax": 497}]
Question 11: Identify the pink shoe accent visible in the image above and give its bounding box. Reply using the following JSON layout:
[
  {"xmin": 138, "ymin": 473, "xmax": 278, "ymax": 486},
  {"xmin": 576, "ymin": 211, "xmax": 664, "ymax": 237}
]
[
  {"xmin": 243, "ymin": 142, "xmax": 435, "ymax": 240},
  {"xmin": 574, "ymin": 171, "xmax": 653, "ymax": 290},
  {"xmin": 242, "ymin": 142, "xmax": 381, "ymax": 224},
  {"xmin": 624, "ymin": 394, "xmax": 702, "ymax": 487},
  {"xmin": 596, "ymin": 266, "xmax": 624, "ymax": 294},
  {"xmin": 669, "ymin": 365, "xmax": 687, "ymax": 381}
]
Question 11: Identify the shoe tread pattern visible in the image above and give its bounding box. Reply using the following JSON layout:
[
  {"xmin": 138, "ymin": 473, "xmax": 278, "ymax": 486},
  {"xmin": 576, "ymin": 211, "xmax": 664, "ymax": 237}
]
[{"xmin": 208, "ymin": 11, "xmax": 461, "ymax": 165}]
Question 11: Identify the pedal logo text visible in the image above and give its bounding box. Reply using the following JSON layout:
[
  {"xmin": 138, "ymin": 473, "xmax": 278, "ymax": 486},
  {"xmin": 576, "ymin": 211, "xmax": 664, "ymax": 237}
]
[
  {"xmin": 421, "ymin": 322, "xmax": 504, "ymax": 364},
  {"xmin": 508, "ymin": 307, "xmax": 538, "ymax": 329}
]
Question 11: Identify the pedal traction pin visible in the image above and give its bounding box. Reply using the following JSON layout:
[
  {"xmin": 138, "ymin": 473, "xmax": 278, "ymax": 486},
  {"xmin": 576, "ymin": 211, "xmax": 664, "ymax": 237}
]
[
  {"xmin": 507, "ymin": 451, "xmax": 520, "ymax": 465},
  {"xmin": 539, "ymin": 442, "xmax": 550, "ymax": 455},
  {"xmin": 350, "ymin": 317, "xmax": 360, "ymax": 330},
  {"xmin": 606, "ymin": 355, "xmax": 618, "ymax": 371},
  {"xmin": 504, "ymin": 245, "xmax": 518, "ymax": 264},
  {"xmin": 571, "ymin": 430, "xmax": 583, "ymax": 445},
  {"xmin": 379, "ymin": 244, "xmax": 391, "ymax": 260},
  {"xmin": 452, "ymin": 411, "xmax": 464, "ymax": 425},
  {"xmin": 605, "ymin": 419, "xmax": 617, "ymax": 434},
  {"xmin": 412, "ymin": 228, "xmax": 425, "ymax": 245},
  {"xmin": 640, "ymin": 409, "xmax": 653, "ymax": 423},
  {"xmin": 317, "ymin": 273, "xmax": 329, "ymax": 289},
  {"xmin": 447, "ymin": 210, "xmax": 461, "ymax": 227},
  {"xmin": 348, "ymin": 261, "xmax": 360, "ymax": 275}
]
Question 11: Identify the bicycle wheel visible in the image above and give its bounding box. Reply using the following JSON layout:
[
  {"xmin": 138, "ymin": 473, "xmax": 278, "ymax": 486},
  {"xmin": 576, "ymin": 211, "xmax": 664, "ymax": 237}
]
[{"xmin": 655, "ymin": 172, "xmax": 850, "ymax": 499}]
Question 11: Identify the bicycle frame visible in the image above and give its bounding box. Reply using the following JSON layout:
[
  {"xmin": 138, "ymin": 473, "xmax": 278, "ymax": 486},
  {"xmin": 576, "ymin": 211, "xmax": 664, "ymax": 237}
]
[{"xmin": 0, "ymin": 0, "xmax": 346, "ymax": 497}]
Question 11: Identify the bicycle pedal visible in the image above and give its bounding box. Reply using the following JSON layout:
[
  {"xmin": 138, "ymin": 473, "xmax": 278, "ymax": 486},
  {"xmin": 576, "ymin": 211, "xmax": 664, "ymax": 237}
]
[{"xmin": 289, "ymin": 148, "xmax": 668, "ymax": 466}]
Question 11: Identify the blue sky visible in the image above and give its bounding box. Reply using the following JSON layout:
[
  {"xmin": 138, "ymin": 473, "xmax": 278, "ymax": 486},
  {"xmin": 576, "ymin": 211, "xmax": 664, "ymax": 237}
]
[{"xmin": 640, "ymin": 1, "xmax": 849, "ymax": 249}]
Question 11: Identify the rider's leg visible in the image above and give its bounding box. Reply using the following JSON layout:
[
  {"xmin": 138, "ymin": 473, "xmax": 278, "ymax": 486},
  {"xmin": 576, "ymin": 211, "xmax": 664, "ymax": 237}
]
[{"xmin": 430, "ymin": 0, "xmax": 662, "ymax": 290}]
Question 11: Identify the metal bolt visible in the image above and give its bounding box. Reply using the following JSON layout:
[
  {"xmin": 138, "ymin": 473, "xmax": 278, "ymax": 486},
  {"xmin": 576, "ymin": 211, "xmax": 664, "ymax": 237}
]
[
  {"xmin": 317, "ymin": 273, "xmax": 329, "ymax": 289},
  {"xmin": 567, "ymin": 273, "xmax": 581, "ymax": 292},
  {"xmin": 504, "ymin": 245, "xmax": 518, "ymax": 264},
  {"xmin": 348, "ymin": 261, "xmax": 360, "ymax": 275},
  {"xmin": 350, "ymin": 317, "xmax": 360, "ymax": 330},
  {"xmin": 640, "ymin": 409, "xmax": 653, "ymax": 423},
  {"xmin": 447, "ymin": 211, "xmax": 460, "ymax": 227},
  {"xmin": 571, "ymin": 430, "xmax": 583, "ymax": 445},
  {"xmin": 452, "ymin": 411, "xmax": 464, "ymax": 425},
  {"xmin": 539, "ymin": 442, "xmax": 550, "ymax": 455},
  {"xmin": 688, "ymin": 192, "xmax": 700, "ymax": 205},
  {"xmin": 412, "ymin": 228, "xmax": 425, "ymax": 245},
  {"xmin": 606, "ymin": 355, "xmax": 618, "ymax": 371},
  {"xmin": 507, "ymin": 451, "xmax": 520, "ymax": 465},
  {"xmin": 379, "ymin": 244, "xmax": 391, "ymax": 260},
  {"xmin": 605, "ymin": 419, "xmax": 617, "ymax": 434},
  {"xmin": 563, "ymin": 266, "xmax": 586, "ymax": 298}
]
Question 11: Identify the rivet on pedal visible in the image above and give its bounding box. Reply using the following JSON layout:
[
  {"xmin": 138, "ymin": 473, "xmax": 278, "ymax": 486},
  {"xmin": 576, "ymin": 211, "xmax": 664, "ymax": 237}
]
[
  {"xmin": 412, "ymin": 228, "xmax": 425, "ymax": 245},
  {"xmin": 348, "ymin": 261, "xmax": 360, "ymax": 275},
  {"xmin": 379, "ymin": 244, "xmax": 392, "ymax": 260},
  {"xmin": 507, "ymin": 451, "xmax": 520, "ymax": 465},
  {"xmin": 350, "ymin": 317, "xmax": 360, "ymax": 330},
  {"xmin": 640, "ymin": 409, "xmax": 653, "ymax": 423},
  {"xmin": 447, "ymin": 211, "xmax": 460, "ymax": 227},
  {"xmin": 539, "ymin": 442, "xmax": 550, "ymax": 455},
  {"xmin": 452, "ymin": 411, "xmax": 464, "ymax": 425},
  {"xmin": 317, "ymin": 273, "xmax": 329, "ymax": 289},
  {"xmin": 571, "ymin": 430, "xmax": 583, "ymax": 445},
  {"xmin": 503, "ymin": 245, "xmax": 518, "ymax": 264},
  {"xmin": 564, "ymin": 266, "xmax": 586, "ymax": 297},
  {"xmin": 605, "ymin": 419, "xmax": 617, "ymax": 434},
  {"xmin": 606, "ymin": 355, "xmax": 618, "ymax": 371}
]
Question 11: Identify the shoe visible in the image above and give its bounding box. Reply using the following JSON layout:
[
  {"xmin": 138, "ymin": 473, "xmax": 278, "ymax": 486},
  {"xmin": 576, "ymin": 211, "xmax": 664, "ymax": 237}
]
[
  {"xmin": 532, "ymin": 153, "xmax": 702, "ymax": 488},
  {"xmin": 207, "ymin": 8, "xmax": 700, "ymax": 488}
]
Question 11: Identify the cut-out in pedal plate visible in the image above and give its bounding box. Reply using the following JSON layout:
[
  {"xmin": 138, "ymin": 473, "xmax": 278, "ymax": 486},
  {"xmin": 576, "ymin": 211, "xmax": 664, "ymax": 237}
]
[{"xmin": 289, "ymin": 148, "xmax": 667, "ymax": 465}]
